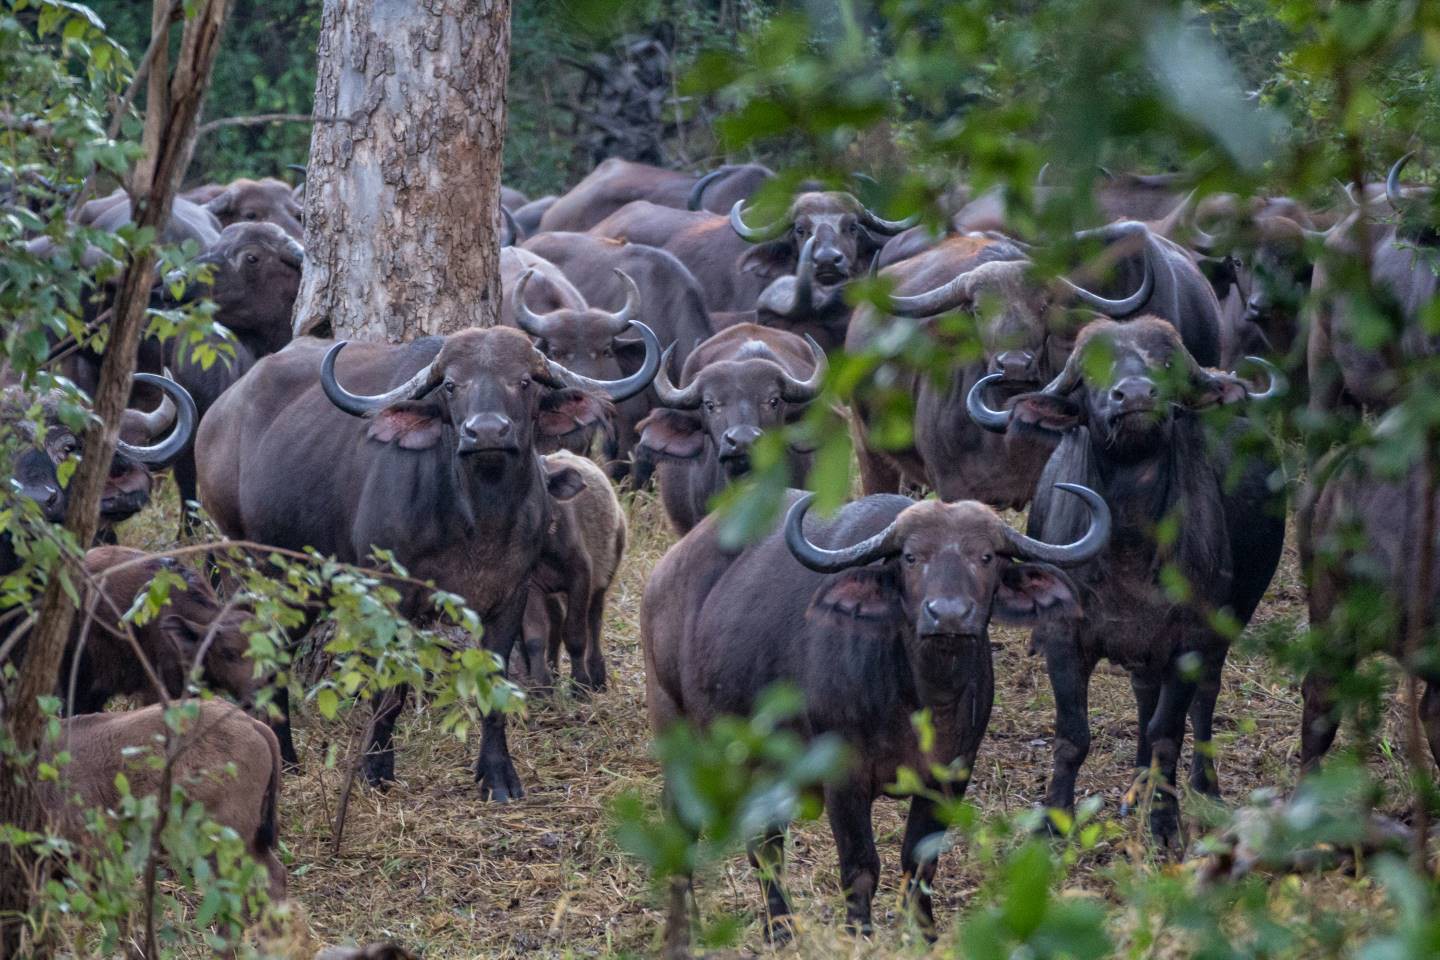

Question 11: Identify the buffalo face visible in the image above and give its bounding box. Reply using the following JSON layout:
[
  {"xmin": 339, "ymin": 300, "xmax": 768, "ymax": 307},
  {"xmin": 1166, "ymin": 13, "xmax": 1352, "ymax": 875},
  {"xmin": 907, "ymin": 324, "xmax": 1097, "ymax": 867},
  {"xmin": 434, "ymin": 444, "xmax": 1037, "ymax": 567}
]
[
  {"xmin": 182, "ymin": 223, "xmax": 304, "ymax": 356},
  {"xmin": 732, "ymin": 192, "xmax": 917, "ymax": 283},
  {"xmin": 203, "ymin": 178, "xmax": 304, "ymax": 238}
]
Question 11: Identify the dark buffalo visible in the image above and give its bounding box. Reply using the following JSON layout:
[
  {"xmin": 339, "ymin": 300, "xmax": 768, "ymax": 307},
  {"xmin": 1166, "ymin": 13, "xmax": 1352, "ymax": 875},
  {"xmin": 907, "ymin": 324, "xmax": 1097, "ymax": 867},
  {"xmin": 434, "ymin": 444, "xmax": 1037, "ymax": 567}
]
[
  {"xmin": 74, "ymin": 189, "xmax": 221, "ymax": 248},
  {"xmin": 498, "ymin": 247, "xmax": 587, "ymax": 332},
  {"xmin": 1308, "ymin": 155, "xmax": 1439, "ymax": 417},
  {"xmin": 167, "ymin": 222, "xmax": 305, "ymax": 520},
  {"xmin": 196, "ymin": 324, "xmax": 659, "ymax": 799},
  {"xmin": 642, "ymin": 484, "xmax": 1108, "ymax": 939},
  {"xmin": 970, "ymin": 316, "xmax": 1285, "ymax": 848},
  {"xmin": 850, "ymin": 221, "xmax": 1221, "ymax": 507},
  {"xmin": 589, "ymin": 202, "xmax": 758, "ymax": 312},
  {"xmin": 183, "ymin": 177, "xmax": 304, "ymax": 238},
  {"xmin": 1299, "ymin": 427, "xmax": 1440, "ymax": 772},
  {"xmin": 539, "ymin": 158, "xmax": 771, "ymax": 233},
  {"xmin": 59, "ymin": 545, "xmax": 257, "ymax": 714},
  {"xmin": 637, "ymin": 323, "xmax": 826, "ymax": 533},
  {"xmin": 683, "ymin": 162, "xmax": 776, "ymax": 213},
  {"xmin": 1, "ymin": 387, "xmax": 72, "ymax": 575},
  {"xmin": 511, "ymin": 267, "xmax": 654, "ymax": 465},
  {"xmin": 512, "ymin": 195, "xmax": 557, "ymax": 237}
]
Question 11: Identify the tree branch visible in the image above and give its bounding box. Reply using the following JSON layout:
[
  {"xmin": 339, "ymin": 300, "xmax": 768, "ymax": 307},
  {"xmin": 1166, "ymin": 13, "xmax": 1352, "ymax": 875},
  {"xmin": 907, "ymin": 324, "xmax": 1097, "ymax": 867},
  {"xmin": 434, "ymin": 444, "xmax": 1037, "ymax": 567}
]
[{"xmin": 195, "ymin": 112, "xmax": 348, "ymax": 136}]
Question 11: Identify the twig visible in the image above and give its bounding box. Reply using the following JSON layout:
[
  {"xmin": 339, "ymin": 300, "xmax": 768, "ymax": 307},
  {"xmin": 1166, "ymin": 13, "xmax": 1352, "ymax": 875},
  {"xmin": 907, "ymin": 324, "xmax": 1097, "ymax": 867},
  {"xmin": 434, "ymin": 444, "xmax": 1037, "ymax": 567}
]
[
  {"xmin": 195, "ymin": 112, "xmax": 350, "ymax": 137},
  {"xmin": 330, "ymin": 708, "xmax": 381, "ymax": 856}
]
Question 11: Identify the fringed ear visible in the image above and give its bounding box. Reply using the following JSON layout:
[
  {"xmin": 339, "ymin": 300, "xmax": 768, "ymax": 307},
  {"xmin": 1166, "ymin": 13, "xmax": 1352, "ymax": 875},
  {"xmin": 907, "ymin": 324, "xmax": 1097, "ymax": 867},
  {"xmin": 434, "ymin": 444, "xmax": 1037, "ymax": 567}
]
[
  {"xmin": 806, "ymin": 566, "xmax": 904, "ymax": 630},
  {"xmin": 993, "ymin": 562, "xmax": 1082, "ymax": 625},
  {"xmin": 538, "ymin": 389, "xmax": 613, "ymax": 439},
  {"xmin": 1189, "ymin": 371, "xmax": 1249, "ymax": 410},
  {"xmin": 736, "ymin": 240, "xmax": 798, "ymax": 280},
  {"xmin": 636, "ymin": 409, "xmax": 704, "ymax": 460},
  {"xmin": 1010, "ymin": 393, "xmax": 1086, "ymax": 435},
  {"xmin": 367, "ymin": 402, "xmax": 443, "ymax": 449},
  {"xmin": 544, "ymin": 461, "xmax": 586, "ymax": 501}
]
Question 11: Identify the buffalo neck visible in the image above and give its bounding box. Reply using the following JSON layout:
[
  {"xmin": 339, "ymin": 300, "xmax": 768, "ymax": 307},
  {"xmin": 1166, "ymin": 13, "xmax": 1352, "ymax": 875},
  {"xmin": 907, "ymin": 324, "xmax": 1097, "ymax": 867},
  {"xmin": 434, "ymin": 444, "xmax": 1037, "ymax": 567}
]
[{"xmin": 447, "ymin": 441, "xmax": 544, "ymax": 536}]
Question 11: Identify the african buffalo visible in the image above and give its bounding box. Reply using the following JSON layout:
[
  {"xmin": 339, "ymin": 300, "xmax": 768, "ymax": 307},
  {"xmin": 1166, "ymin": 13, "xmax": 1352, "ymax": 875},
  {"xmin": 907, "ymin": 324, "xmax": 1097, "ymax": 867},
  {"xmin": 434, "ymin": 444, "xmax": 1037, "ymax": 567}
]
[
  {"xmin": 74, "ymin": 188, "xmax": 221, "ymax": 248},
  {"xmin": 1308, "ymin": 154, "xmax": 1439, "ymax": 417},
  {"xmin": 184, "ymin": 177, "xmax": 304, "ymax": 238},
  {"xmin": 166, "ymin": 222, "xmax": 305, "ymax": 522},
  {"xmin": 520, "ymin": 450, "xmax": 627, "ymax": 691},
  {"xmin": 1299, "ymin": 423, "xmax": 1440, "ymax": 772},
  {"xmin": 39, "ymin": 700, "xmax": 286, "ymax": 899},
  {"xmin": 512, "ymin": 195, "xmax": 557, "ymax": 237},
  {"xmin": 637, "ymin": 323, "xmax": 825, "ymax": 533},
  {"xmin": 642, "ymin": 484, "xmax": 1108, "ymax": 939},
  {"xmin": 969, "ymin": 316, "xmax": 1285, "ymax": 849},
  {"xmin": 59, "ymin": 546, "xmax": 257, "ymax": 714},
  {"xmin": 850, "ymin": 221, "xmax": 1220, "ymax": 507},
  {"xmin": 539, "ymin": 158, "xmax": 771, "ymax": 233},
  {"xmin": 196, "ymin": 323, "xmax": 659, "ymax": 800}
]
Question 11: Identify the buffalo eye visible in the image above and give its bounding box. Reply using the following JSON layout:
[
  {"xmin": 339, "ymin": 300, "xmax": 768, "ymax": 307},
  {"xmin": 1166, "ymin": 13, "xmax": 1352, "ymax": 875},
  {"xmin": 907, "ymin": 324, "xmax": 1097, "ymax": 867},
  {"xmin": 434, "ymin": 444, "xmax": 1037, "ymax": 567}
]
[
  {"xmin": 518, "ymin": 377, "xmax": 531, "ymax": 390},
  {"xmin": 795, "ymin": 225, "xmax": 808, "ymax": 238},
  {"xmin": 703, "ymin": 399, "xmax": 717, "ymax": 412},
  {"xmin": 59, "ymin": 437, "xmax": 77, "ymax": 456},
  {"xmin": 444, "ymin": 379, "xmax": 456, "ymax": 394},
  {"xmin": 602, "ymin": 346, "xmax": 614, "ymax": 357},
  {"xmin": 767, "ymin": 396, "xmax": 780, "ymax": 408},
  {"xmin": 903, "ymin": 552, "xmax": 917, "ymax": 566},
  {"xmin": 979, "ymin": 552, "xmax": 993, "ymax": 565},
  {"xmin": 243, "ymin": 211, "xmax": 258, "ymax": 220},
  {"xmin": 847, "ymin": 222, "xmax": 859, "ymax": 234},
  {"xmin": 245, "ymin": 252, "xmax": 259, "ymax": 265}
]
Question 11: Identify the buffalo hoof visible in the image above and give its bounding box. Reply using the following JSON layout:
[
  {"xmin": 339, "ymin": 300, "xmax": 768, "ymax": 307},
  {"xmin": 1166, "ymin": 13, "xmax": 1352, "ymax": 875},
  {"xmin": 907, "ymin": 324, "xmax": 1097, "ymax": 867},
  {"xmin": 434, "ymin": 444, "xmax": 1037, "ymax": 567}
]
[
  {"xmin": 1188, "ymin": 766, "xmax": 1222, "ymax": 798},
  {"xmin": 363, "ymin": 752, "xmax": 396, "ymax": 789},
  {"xmin": 843, "ymin": 918, "xmax": 875, "ymax": 938},
  {"xmin": 763, "ymin": 913, "xmax": 795, "ymax": 945},
  {"xmin": 1149, "ymin": 809, "xmax": 1186, "ymax": 855},
  {"xmin": 1032, "ymin": 807, "xmax": 1070, "ymax": 838},
  {"xmin": 476, "ymin": 757, "xmax": 525, "ymax": 803}
]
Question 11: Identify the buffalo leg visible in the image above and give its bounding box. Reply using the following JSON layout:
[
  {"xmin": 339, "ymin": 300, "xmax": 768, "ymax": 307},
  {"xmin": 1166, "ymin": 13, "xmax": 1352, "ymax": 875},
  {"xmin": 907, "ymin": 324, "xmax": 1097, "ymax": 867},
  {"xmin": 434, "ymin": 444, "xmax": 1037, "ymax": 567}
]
[
  {"xmin": 269, "ymin": 684, "xmax": 301, "ymax": 771},
  {"xmin": 1042, "ymin": 637, "xmax": 1096, "ymax": 820},
  {"xmin": 560, "ymin": 570, "xmax": 599, "ymax": 691},
  {"xmin": 1187, "ymin": 649, "xmax": 1227, "ymax": 797},
  {"xmin": 520, "ymin": 590, "xmax": 555, "ymax": 691},
  {"xmin": 900, "ymin": 795, "xmax": 947, "ymax": 940},
  {"xmin": 362, "ymin": 683, "xmax": 409, "ymax": 787},
  {"xmin": 1121, "ymin": 674, "xmax": 1161, "ymax": 816},
  {"xmin": 475, "ymin": 591, "xmax": 527, "ymax": 802},
  {"xmin": 1144, "ymin": 669, "xmax": 1197, "ymax": 852},
  {"xmin": 583, "ymin": 589, "xmax": 609, "ymax": 692},
  {"xmin": 825, "ymin": 783, "xmax": 880, "ymax": 935},
  {"xmin": 1299, "ymin": 668, "xmax": 1342, "ymax": 774},
  {"xmin": 746, "ymin": 826, "xmax": 792, "ymax": 942}
]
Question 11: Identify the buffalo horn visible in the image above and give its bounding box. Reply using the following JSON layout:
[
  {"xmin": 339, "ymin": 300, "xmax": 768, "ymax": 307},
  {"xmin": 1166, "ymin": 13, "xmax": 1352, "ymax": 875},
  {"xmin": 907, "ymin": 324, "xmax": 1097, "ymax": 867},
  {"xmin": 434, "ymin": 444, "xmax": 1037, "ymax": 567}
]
[
  {"xmin": 857, "ymin": 204, "xmax": 921, "ymax": 236},
  {"xmin": 1001, "ymin": 483, "xmax": 1110, "ymax": 566},
  {"xmin": 651, "ymin": 345, "xmax": 702, "ymax": 410},
  {"xmin": 1060, "ymin": 221, "xmax": 1154, "ymax": 316},
  {"xmin": 116, "ymin": 373, "xmax": 197, "ymax": 467},
  {"xmin": 1386, "ymin": 152, "xmax": 1414, "ymax": 213},
  {"xmin": 500, "ymin": 205, "xmax": 520, "ymax": 248},
  {"xmin": 320, "ymin": 342, "xmax": 440, "ymax": 417},
  {"xmin": 544, "ymin": 319, "xmax": 660, "ymax": 403},
  {"xmin": 687, "ymin": 168, "xmax": 728, "ymax": 211},
  {"xmin": 1235, "ymin": 355, "xmax": 1287, "ymax": 401},
  {"xmin": 513, "ymin": 269, "xmax": 561, "ymax": 340},
  {"xmin": 729, "ymin": 199, "xmax": 790, "ymax": 243},
  {"xmin": 600, "ymin": 269, "xmax": 642, "ymax": 335},
  {"xmin": 280, "ymin": 236, "xmax": 305, "ymax": 269},
  {"xmin": 966, "ymin": 372, "xmax": 1014, "ymax": 433},
  {"xmin": 784, "ymin": 493, "xmax": 903, "ymax": 572},
  {"xmin": 778, "ymin": 335, "xmax": 828, "ymax": 403},
  {"xmin": 120, "ymin": 369, "xmax": 178, "ymax": 439},
  {"xmin": 764, "ymin": 236, "xmax": 816, "ymax": 320}
]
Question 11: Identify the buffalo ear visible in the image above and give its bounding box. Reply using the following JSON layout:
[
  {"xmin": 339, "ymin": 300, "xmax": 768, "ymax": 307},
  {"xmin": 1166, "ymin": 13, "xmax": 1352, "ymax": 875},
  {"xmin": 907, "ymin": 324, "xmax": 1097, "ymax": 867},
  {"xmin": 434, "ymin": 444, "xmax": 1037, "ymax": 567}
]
[
  {"xmin": 1190, "ymin": 371, "xmax": 1249, "ymax": 409},
  {"xmin": 807, "ymin": 566, "xmax": 903, "ymax": 627},
  {"xmin": 544, "ymin": 462, "xmax": 586, "ymax": 501},
  {"xmin": 636, "ymin": 409, "xmax": 704, "ymax": 460},
  {"xmin": 736, "ymin": 240, "xmax": 797, "ymax": 280},
  {"xmin": 1010, "ymin": 393, "xmax": 1085, "ymax": 434},
  {"xmin": 538, "ymin": 388, "xmax": 612, "ymax": 438},
  {"xmin": 993, "ymin": 562, "xmax": 1081, "ymax": 625},
  {"xmin": 368, "ymin": 401, "xmax": 444, "ymax": 449},
  {"xmin": 1195, "ymin": 254, "xmax": 1237, "ymax": 291},
  {"xmin": 204, "ymin": 188, "xmax": 236, "ymax": 218}
]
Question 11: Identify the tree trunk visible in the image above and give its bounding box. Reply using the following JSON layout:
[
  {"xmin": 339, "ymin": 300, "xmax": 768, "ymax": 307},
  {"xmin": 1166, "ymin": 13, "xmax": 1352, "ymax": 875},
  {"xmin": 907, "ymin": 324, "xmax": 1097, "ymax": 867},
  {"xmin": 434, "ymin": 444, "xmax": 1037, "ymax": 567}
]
[
  {"xmin": 0, "ymin": 3, "xmax": 230, "ymax": 955},
  {"xmin": 294, "ymin": 0, "xmax": 512, "ymax": 341}
]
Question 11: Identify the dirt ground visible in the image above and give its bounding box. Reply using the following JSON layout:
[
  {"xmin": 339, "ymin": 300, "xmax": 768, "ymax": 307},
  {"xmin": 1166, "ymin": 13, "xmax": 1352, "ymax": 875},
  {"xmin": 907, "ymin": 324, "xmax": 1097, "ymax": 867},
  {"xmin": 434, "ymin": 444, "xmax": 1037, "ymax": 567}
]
[{"xmin": 118, "ymin": 478, "xmax": 1419, "ymax": 958}]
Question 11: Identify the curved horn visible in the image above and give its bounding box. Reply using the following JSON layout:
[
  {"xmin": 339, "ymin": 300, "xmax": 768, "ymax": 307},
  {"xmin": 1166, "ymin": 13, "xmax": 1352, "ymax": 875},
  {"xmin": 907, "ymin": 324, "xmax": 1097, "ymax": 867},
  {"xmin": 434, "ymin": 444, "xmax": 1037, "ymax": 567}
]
[
  {"xmin": 1001, "ymin": 483, "xmax": 1110, "ymax": 566},
  {"xmin": 1060, "ymin": 222, "xmax": 1154, "ymax": 317},
  {"xmin": 600, "ymin": 269, "xmax": 642, "ymax": 335},
  {"xmin": 650, "ymin": 345, "xmax": 702, "ymax": 409},
  {"xmin": 1235, "ymin": 354, "xmax": 1287, "ymax": 401},
  {"xmin": 545, "ymin": 319, "xmax": 660, "ymax": 403},
  {"xmin": 966, "ymin": 372, "xmax": 1013, "ymax": 433},
  {"xmin": 784, "ymin": 492, "xmax": 903, "ymax": 573},
  {"xmin": 857, "ymin": 204, "xmax": 922, "ymax": 236},
  {"xmin": 116, "ymin": 373, "xmax": 197, "ymax": 467},
  {"xmin": 500, "ymin": 205, "xmax": 521, "ymax": 248},
  {"xmin": 320, "ymin": 341, "xmax": 440, "ymax": 417},
  {"xmin": 729, "ymin": 199, "xmax": 790, "ymax": 243},
  {"xmin": 1387, "ymin": 152, "xmax": 1414, "ymax": 213},
  {"xmin": 513, "ymin": 269, "xmax": 562, "ymax": 340},
  {"xmin": 763, "ymin": 236, "xmax": 816, "ymax": 320},
  {"xmin": 120, "ymin": 370, "xmax": 178, "ymax": 440},
  {"xmin": 778, "ymin": 334, "xmax": 828, "ymax": 403},
  {"xmin": 1036, "ymin": 162, "xmax": 1051, "ymax": 187},
  {"xmin": 280, "ymin": 236, "xmax": 305, "ymax": 270},
  {"xmin": 887, "ymin": 266, "xmax": 977, "ymax": 318},
  {"xmin": 687, "ymin": 168, "xmax": 728, "ymax": 211},
  {"xmin": 286, "ymin": 163, "xmax": 308, "ymax": 180},
  {"xmin": 1335, "ymin": 178, "xmax": 1361, "ymax": 209}
]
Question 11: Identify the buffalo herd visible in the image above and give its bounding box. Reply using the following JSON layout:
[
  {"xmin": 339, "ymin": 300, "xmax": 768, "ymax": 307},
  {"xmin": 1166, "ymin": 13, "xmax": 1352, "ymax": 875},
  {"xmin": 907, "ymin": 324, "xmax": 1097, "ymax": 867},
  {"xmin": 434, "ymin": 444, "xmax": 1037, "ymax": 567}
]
[{"xmin": 3, "ymin": 152, "xmax": 1437, "ymax": 940}]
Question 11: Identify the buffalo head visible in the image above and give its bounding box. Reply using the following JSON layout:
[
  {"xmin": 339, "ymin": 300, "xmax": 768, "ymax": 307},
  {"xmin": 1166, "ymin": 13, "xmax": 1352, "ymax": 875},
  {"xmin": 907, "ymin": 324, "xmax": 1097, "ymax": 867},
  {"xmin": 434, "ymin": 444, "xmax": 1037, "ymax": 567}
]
[
  {"xmin": 968, "ymin": 316, "xmax": 1283, "ymax": 459},
  {"xmin": 203, "ymin": 178, "xmax": 304, "ymax": 238},
  {"xmin": 320, "ymin": 323, "xmax": 659, "ymax": 464},
  {"xmin": 638, "ymin": 334, "xmax": 825, "ymax": 477},
  {"xmin": 731, "ymin": 191, "xmax": 919, "ymax": 284},
  {"xmin": 513, "ymin": 268, "xmax": 650, "ymax": 387},
  {"xmin": 786, "ymin": 485, "xmax": 1106, "ymax": 685},
  {"xmin": 180, "ymin": 222, "xmax": 304, "ymax": 355}
]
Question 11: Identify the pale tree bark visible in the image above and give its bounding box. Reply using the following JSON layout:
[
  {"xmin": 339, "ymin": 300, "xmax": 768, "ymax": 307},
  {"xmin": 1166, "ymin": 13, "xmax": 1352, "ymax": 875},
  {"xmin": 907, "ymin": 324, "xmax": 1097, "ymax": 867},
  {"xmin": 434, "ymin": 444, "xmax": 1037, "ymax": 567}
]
[
  {"xmin": 0, "ymin": 2, "xmax": 230, "ymax": 955},
  {"xmin": 294, "ymin": 0, "xmax": 512, "ymax": 341}
]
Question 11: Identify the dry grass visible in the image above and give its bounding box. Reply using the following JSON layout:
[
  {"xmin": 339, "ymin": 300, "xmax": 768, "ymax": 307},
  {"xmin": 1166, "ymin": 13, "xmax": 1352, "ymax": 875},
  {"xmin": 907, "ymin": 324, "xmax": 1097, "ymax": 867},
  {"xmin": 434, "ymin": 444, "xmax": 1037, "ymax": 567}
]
[{"xmin": 113, "ymin": 476, "xmax": 1422, "ymax": 958}]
